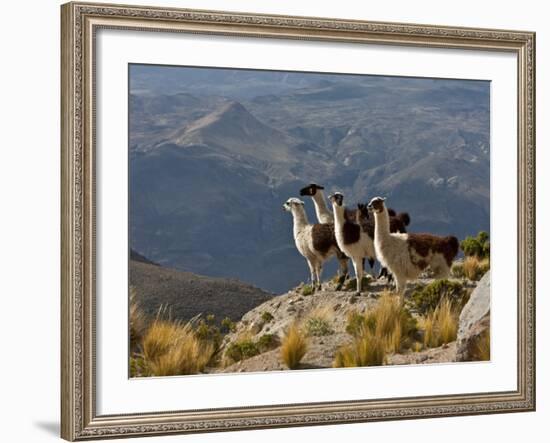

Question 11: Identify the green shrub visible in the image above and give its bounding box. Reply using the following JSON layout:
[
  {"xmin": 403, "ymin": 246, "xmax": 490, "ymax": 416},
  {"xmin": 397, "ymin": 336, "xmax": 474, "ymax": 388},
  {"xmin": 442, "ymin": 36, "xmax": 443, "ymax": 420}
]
[
  {"xmin": 344, "ymin": 276, "xmax": 370, "ymax": 292},
  {"xmin": 409, "ymin": 279, "xmax": 467, "ymax": 315},
  {"xmin": 345, "ymin": 310, "xmax": 376, "ymax": 337},
  {"xmin": 305, "ymin": 317, "xmax": 334, "ymax": 336},
  {"xmin": 220, "ymin": 317, "xmax": 236, "ymax": 333},
  {"xmin": 451, "ymin": 261, "xmax": 465, "ymax": 278},
  {"xmin": 195, "ymin": 318, "xmax": 222, "ymax": 350},
  {"xmin": 258, "ymin": 333, "xmax": 278, "ymax": 351},
  {"xmin": 302, "ymin": 284, "xmax": 314, "ymax": 296},
  {"xmin": 225, "ymin": 340, "xmax": 260, "ymax": 363},
  {"xmin": 130, "ymin": 356, "xmax": 148, "ymax": 377},
  {"xmin": 461, "ymin": 231, "xmax": 490, "ymax": 259},
  {"xmin": 261, "ymin": 311, "xmax": 274, "ymax": 323}
]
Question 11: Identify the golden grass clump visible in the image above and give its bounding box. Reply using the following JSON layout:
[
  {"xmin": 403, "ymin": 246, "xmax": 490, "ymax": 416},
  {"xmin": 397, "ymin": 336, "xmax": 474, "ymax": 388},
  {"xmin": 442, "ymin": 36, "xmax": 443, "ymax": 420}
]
[
  {"xmin": 333, "ymin": 330, "xmax": 386, "ymax": 368},
  {"xmin": 142, "ymin": 318, "xmax": 214, "ymax": 376},
  {"xmin": 369, "ymin": 291, "xmax": 416, "ymax": 353},
  {"xmin": 463, "ymin": 256, "xmax": 490, "ymax": 281},
  {"xmin": 420, "ymin": 298, "xmax": 459, "ymax": 348},
  {"xmin": 280, "ymin": 323, "xmax": 308, "ymax": 369},
  {"xmin": 335, "ymin": 291, "xmax": 415, "ymax": 367},
  {"xmin": 129, "ymin": 287, "xmax": 147, "ymax": 345},
  {"xmin": 470, "ymin": 329, "xmax": 491, "ymax": 361}
]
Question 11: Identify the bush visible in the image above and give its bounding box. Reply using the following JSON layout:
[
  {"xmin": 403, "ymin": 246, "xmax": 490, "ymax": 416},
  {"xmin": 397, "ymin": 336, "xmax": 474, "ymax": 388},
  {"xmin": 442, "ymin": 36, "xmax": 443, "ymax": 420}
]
[
  {"xmin": 225, "ymin": 339, "xmax": 260, "ymax": 363},
  {"xmin": 410, "ymin": 279, "xmax": 467, "ymax": 315},
  {"xmin": 333, "ymin": 331, "xmax": 386, "ymax": 367},
  {"xmin": 461, "ymin": 231, "xmax": 490, "ymax": 259},
  {"xmin": 463, "ymin": 256, "xmax": 490, "ymax": 281},
  {"xmin": 451, "ymin": 261, "xmax": 465, "ymax": 278},
  {"xmin": 302, "ymin": 284, "xmax": 315, "ymax": 296},
  {"xmin": 346, "ymin": 310, "xmax": 375, "ymax": 336},
  {"xmin": 220, "ymin": 317, "xmax": 236, "ymax": 333},
  {"xmin": 195, "ymin": 317, "xmax": 222, "ymax": 351},
  {"xmin": 280, "ymin": 324, "xmax": 308, "ymax": 369},
  {"xmin": 305, "ymin": 317, "xmax": 334, "ymax": 336},
  {"xmin": 141, "ymin": 319, "xmax": 214, "ymax": 376},
  {"xmin": 344, "ymin": 276, "xmax": 370, "ymax": 292},
  {"xmin": 258, "ymin": 333, "xmax": 278, "ymax": 351},
  {"xmin": 261, "ymin": 311, "xmax": 274, "ymax": 323},
  {"xmin": 129, "ymin": 356, "xmax": 148, "ymax": 377}
]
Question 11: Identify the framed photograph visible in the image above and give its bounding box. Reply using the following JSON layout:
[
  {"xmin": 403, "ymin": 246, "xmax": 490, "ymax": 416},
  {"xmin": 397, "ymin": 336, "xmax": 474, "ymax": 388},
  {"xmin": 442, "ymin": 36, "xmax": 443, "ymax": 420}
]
[{"xmin": 61, "ymin": 1, "xmax": 536, "ymax": 440}]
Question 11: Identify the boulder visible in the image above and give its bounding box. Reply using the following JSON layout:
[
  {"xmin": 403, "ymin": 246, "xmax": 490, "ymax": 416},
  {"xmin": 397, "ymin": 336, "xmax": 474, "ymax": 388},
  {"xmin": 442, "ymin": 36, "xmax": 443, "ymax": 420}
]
[{"xmin": 456, "ymin": 271, "xmax": 490, "ymax": 361}]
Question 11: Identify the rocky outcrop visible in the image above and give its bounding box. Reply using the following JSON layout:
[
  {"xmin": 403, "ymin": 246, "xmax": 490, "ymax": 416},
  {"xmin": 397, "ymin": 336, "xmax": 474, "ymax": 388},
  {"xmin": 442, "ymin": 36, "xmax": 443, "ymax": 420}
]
[
  {"xmin": 456, "ymin": 271, "xmax": 490, "ymax": 361},
  {"xmin": 212, "ymin": 275, "xmax": 474, "ymax": 373}
]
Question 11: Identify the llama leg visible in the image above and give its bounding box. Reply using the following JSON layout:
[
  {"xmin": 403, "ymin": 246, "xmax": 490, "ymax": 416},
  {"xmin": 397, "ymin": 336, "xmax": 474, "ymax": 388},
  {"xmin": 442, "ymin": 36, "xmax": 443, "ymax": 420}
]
[
  {"xmin": 336, "ymin": 257, "xmax": 348, "ymax": 290},
  {"xmin": 394, "ymin": 275, "xmax": 406, "ymax": 303},
  {"xmin": 316, "ymin": 263, "xmax": 323, "ymax": 291},
  {"xmin": 353, "ymin": 259, "xmax": 364, "ymax": 295},
  {"xmin": 306, "ymin": 260, "xmax": 316, "ymax": 289}
]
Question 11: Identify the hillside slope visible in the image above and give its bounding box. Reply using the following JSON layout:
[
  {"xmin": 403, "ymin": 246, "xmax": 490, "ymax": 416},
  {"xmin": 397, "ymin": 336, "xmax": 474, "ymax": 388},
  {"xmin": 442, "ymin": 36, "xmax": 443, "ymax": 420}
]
[{"xmin": 130, "ymin": 259, "xmax": 274, "ymax": 321}]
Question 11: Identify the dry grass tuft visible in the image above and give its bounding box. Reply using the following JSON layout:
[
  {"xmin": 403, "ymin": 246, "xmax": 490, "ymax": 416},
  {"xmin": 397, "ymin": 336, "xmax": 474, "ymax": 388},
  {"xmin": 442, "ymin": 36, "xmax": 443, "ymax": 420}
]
[
  {"xmin": 129, "ymin": 287, "xmax": 147, "ymax": 346},
  {"xmin": 336, "ymin": 291, "xmax": 416, "ymax": 367},
  {"xmin": 463, "ymin": 256, "xmax": 490, "ymax": 281},
  {"xmin": 333, "ymin": 330, "xmax": 386, "ymax": 367},
  {"xmin": 420, "ymin": 298, "xmax": 459, "ymax": 348},
  {"xmin": 470, "ymin": 329, "xmax": 491, "ymax": 361},
  {"xmin": 280, "ymin": 323, "xmax": 308, "ymax": 369},
  {"xmin": 142, "ymin": 317, "xmax": 214, "ymax": 376}
]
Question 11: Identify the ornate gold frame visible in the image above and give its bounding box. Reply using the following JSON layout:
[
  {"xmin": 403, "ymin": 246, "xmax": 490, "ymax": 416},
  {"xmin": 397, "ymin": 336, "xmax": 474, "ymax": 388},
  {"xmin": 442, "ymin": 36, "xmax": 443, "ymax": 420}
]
[{"xmin": 61, "ymin": 2, "xmax": 536, "ymax": 440}]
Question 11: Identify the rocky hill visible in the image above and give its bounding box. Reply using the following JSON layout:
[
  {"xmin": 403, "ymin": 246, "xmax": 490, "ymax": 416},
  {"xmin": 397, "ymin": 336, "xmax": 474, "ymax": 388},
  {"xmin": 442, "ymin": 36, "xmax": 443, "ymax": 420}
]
[
  {"xmin": 130, "ymin": 258, "xmax": 274, "ymax": 321},
  {"xmin": 209, "ymin": 273, "xmax": 487, "ymax": 374}
]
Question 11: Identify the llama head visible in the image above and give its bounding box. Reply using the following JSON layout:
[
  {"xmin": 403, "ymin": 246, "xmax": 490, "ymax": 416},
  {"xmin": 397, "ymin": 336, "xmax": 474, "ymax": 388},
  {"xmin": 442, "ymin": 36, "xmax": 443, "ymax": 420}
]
[
  {"xmin": 283, "ymin": 197, "xmax": 305, "ymax": 212},
  {"xmin": 299, "ymin": 183, "xmax": 324, "ymax": 197},
  {"xmin": 328, "ymin": 192, "xmax": 344, "ymax": 207},
  {"xmin": 367, "ymin": 196, "xmax": 386, "ymax": 213},
  {"xmin": 357, "ymin": 203, "xmax": 370, "ymax": 220}
]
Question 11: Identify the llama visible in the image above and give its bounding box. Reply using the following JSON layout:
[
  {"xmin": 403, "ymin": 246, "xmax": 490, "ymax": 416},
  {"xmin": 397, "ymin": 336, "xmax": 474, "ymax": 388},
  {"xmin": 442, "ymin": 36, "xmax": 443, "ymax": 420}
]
[
  {"xmin": 356, "ymin": 203, "xmax": 411, "ymax": 280},
  {"xmin": 329, "ymin": 192, "xmax": 376, "ymax": 295},
  {"xmin": 299, "ymin": 183, "xmax": 358, "ymax": 224},
  {"xmin": 283, "ymin": 198, "xmax": 348, "ymax": 291},
  {"xmin": 299, "ymin": 183, "xmax": 351, "ymax": 282},
  {"xmin": 299, "ymin": 183, "xmax": 333, "ymax": 224},
  {"xmin": 367, "ymin": 196, "xmax": 459, "ymax": 296}
]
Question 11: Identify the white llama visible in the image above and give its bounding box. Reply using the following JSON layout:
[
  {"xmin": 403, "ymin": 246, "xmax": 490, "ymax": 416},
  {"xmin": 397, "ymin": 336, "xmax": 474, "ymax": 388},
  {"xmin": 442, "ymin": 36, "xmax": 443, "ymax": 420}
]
[{"xmin": 368, "ymin": 196, "xmax": 459, "ymax": 296}]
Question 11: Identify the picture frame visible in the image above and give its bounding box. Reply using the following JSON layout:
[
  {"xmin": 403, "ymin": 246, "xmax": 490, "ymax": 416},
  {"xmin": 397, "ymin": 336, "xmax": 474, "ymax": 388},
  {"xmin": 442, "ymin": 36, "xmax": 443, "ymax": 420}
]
[{"xmin": 61, "ymin": 1, "xmax": 536, "ymax": 440}]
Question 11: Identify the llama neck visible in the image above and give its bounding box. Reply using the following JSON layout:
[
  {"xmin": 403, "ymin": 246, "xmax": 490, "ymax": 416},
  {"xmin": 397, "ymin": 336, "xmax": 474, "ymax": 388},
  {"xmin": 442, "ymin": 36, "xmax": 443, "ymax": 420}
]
[
  {"xmin": 374, "ymin": 208, "xmax": 391, "ymax": 241},
  {"xmin": 312, "ymin": 191, "xmax": 332, "ymax": 223},
  {"xmin": 332, "ymin": 205, "xmax": 345, "ymax": 233},
  {"xmin": 291, "ymin": 207, "xmax": 309, "ymax": 236}
]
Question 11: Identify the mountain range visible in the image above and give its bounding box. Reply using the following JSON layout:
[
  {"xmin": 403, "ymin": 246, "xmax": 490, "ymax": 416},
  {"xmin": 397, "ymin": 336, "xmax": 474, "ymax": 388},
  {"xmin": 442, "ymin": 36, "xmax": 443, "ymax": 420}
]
[{"xmin": 129, "ymin": 66, "xmax": 490, "ymax": 293}]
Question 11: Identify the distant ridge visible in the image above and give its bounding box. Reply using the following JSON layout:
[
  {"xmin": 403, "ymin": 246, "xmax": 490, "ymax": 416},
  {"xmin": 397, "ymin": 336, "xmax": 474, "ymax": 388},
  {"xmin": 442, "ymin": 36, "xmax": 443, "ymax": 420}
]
[
  {"xmin": 130, "ymin": 259, "xmax": 274, "ymax": 322},
  {"xmin": 130, "ymin": 248, "xmax": 159, "ymax": 266}
]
